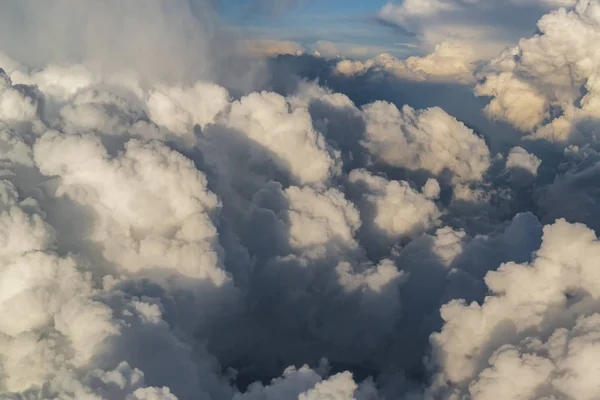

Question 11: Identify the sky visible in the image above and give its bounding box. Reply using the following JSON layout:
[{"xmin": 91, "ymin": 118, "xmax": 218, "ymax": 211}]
[
  {"xmin": 217, "ymin": 0, "xmax": 576, "ymax": 59},
  {"xmin": 219, "ymin": 0, "xmax": 419, "ymax": 58}
]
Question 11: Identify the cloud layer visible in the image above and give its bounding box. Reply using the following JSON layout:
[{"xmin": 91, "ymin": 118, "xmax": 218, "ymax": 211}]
[{"xmin": 1, "ymin": 1, "xmax": 600, "ymax": 399}]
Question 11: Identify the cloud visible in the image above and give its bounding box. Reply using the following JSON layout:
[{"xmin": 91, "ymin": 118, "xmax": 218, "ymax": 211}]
[
  {"xmin": 241, "ymin": 39, "xmax": 305, "ymax": 57},
  {"xmin": 505, "ymin": 146, "xmax": 542, "ymax": 183},
  {"xmin": 218, "ymin": 90, "xmax": 342, "ymax": 186},
  {"xmin": 360, "ymin": 101, "xmax": 491, "ymax": 183},
  {"xmin": 147, "ymin": 81, "xmax": 231, "ymax": 134},
  {"xmin": 0, "ymin": 0, "xmax": 259, "ymax": 86},
  {"xmin": 378, "ymin": 0, "xmax": 577, "ymax": 57},
  {"xmin": 34, "ymin": 133, "xmax": 229, "ymax": 285},
  {"xmin": 284, "ymin": 185, "xmax": 361, "ymax": 255},
  {"xmin": 533, "ymin": 145, "xmax": 600, "ymax": 233},
  {"xmin": 335, "ymin": 40, "xmax": 478, "ymax": 83},
  {"xmin": 2, "ymin": 1, "xmax": 600, "ymax": 399},
  {"xmin": 0, "ymin": 69, "xmax": 39, "ymax": 123},
  {"xmin": 476, "ymin": 0, "xmax": 600, "ymax": 143},
  {"xmin": 310, "ymin": 41, "xmax": 408, "ymax": 61},
  {"xmin": 428, "ymin": 218, "xmax": 600, "ymax": 399},
  {"xmin": 0, "ymin": 54, "xmax": 406, "ymax": 399},
  {"xmin": 348, "ymin": 169, "xmax": 441, "ymax": 245}
]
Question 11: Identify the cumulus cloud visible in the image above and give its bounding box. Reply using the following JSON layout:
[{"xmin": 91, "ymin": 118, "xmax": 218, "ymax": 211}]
[
  {"xmin": 0, "ymin": 49, "xmax": 399, "ymax": 399},
  {"xmin": 428, "ymin": 218, "xmax": 600, "ymax": 399},
  {"xmin": 0, "ymin": 69, "xmax": 39, "ymax": 124},
  {"xmin": 34, "ymin": 133, "xmax": 230, "ymax": 286},
  {"xmin": 378, "ymin": 0, "xmax": 577, "ymax": 57},
  {"xmin": 219, "ymin": 91, "xmax": 342, "ymax": 186},
  {"xmin": 505, "ymin": 146, "xmax": 542, "ymax": 183},
  {"xmin": 2, "ymin": 0, "xmax": 600, "ymax": 399},
  {"xmin": 147, "ymin": 82, "xmax": 231, "ymax": 134},
  {"xmin": 476, "ymin": 0, "xmax": 600, "ymax": 143},
  {"xmin": 360, "ymin": 101, "xmax": 491, "ymax": 183},
  {"xmin": 284, "ymin": 185, "xmax": 361, "ymax": 255},
  {"xmin": 335, "ymin": 40, "xmax": 478, "ymax": 83},
  {"xmin": 308, "ymin": 41, "xmax": 403, "ymax": 61},
  {"xmin": 348, "ymin": 169, "xmax": 441, "ymax": 246}
]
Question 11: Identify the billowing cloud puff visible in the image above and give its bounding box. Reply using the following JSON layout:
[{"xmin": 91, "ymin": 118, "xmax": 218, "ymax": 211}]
[
  {"xmin": 147, "ymin": 82, "xmax": 230, "ymax": 134},
  {"xmin": 58, "ymin": 88, "xmax": 163, "ymax": 143},
  {"xmin": 296, "ymin": 372, "xmax": 359, "ymax": 400},
  {"xmin": 0, "ymin": 69, "xmax": 39, "ymax": 124},
  {"xmin": 33, "ymin": 132, "xmax": 229, "ymax": 287},
  {"xmin": 378, "ymin": 0, "xmax": 577, "ymax": 57},
  {"xmin": 0, "ymin": 124, "xmax": 34, "ymax": 167},
  {"xmin": 422, "ymin": 178, "xmax": 441, "ymax": 199},
  {"xmin": 235, "ymin": 365, "xmax": 324, "ymax": 400},
  {"xmin": 476, "ymin": 72, "xmax": 550, "ymax": 132},
  {"xmin": 429, "ymin": 218, "xmax": 600, "ymax": 399},
  {"xmin": 335, "ymin": 40, "xmax": 477, "ymax": 84},
  {"xmin": 0, "ymin": 167, "xmax": 226, "ymax": 399},
  {"xmin": 348, "ymin": 169, "xmax": 441, "ymax": 243},
  {"xmin": 361, "ymin": 101, "xmax": 491, "ymax": 183},
  {"xmin": 505, "ymin": 146, "xmax": 542, "ymax": 182},
  {"xmin": 287, "ymin": 82, "xmax": 364, "ymax": 157},
  {"xmin": 17, "ymin": 63, "xmax": 99, "ymax": 102},
  {"xmin": 220, "ymin": 91, "xmax": 342, "ymax": 186},
  {"xmin": 284, "ymin": 185, "xmax": 361, "ymax": 256},
  {"xmin": 0, "ymin": 180, "xmax": 90, "ymax": 339},
  {"xmin": 476, "ymin": 0, "xmax": 600, "ymax": 143},
  {"xmin": 308, "ymin": 41, "xmax": 407, "ymax": 61},
  {"xmin": 237, "ymin": 367, "xmax": 375, "ymax": 400}
]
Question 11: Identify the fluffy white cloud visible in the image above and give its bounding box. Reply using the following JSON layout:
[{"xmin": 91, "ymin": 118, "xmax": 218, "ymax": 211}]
[
  {"xmin": 476, "ymin": 72, "xmax": 550, "ymax": 132},
  {"xmin": 505, "ymin": 146, "xmax": 542, "ymax": 179},
  {"xmin": 236, "ymin": 366, "xmax": 377, "ymax": 400},
  {"xmin": 476, "ymin": 0, "xmax": 600, "ymax": 143},
  {"xmin": 0, "ymin": 69, "xmax": 38, "ymax": 123},
  {"xmin": 297, "ymin": 372, "xmax": 358, "ymax": 400},
  {"xmin": 0, "ymin": 181, "xmax": 91, "ymax": 340},
  {"xmin": 429, "ymin": 218, "xmax": 600, "ymax": 398},
  {"xmin": 361, "ymin": 101, "xmax": 491, "ymax": 183},
  {"xmin": 348, "ymin": 169, "xmax": 441, "ymax": 242},
  {"xmin": 19, "ymin": 63, "xmax": 98, "ymax": 101},
  {"xmin": 284, "ymin": 185, "xmax": 361, "ymax": 256},
  {"xmin": 221, "ymin": 91, "xmax": 342, "ymax": 186},
  {"xmin": 0, "ymin": 167, "xmax": 222, "ymax": 399},
  {"xmin": 335, "ymin": 40, "xmax": 477, "ymax": 83},
  {"xmin": 58, "ymin": 88, "xmax": 163, "ymax": 143},
  {"xmin": 33, "ymin": 132, "xmax": 230, "ymax": 287},
  {"xmin": 422, "ymin": 178, "xmax": 441, "ymax": 199},
  {"xmin": 147, "ymin": 82, "xmax": 230, "ymax": 134},
  {"xmin": 310, "ymin": 41, "xmax": 403, "ymax": 60}
]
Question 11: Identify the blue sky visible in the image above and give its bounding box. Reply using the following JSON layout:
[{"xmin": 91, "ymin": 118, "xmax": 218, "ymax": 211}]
[{"xmin": 218, "ymin": 1, "xmax": 419, "ymax": 58}]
